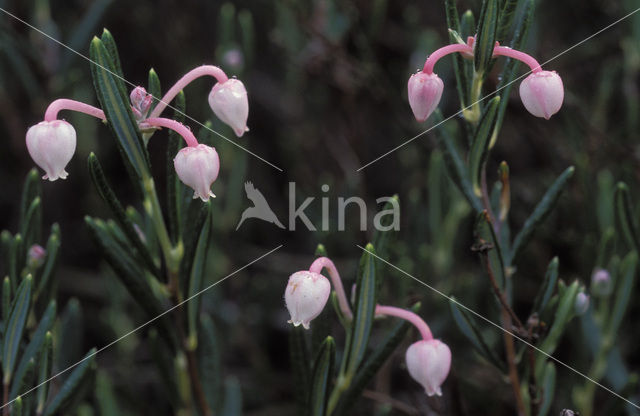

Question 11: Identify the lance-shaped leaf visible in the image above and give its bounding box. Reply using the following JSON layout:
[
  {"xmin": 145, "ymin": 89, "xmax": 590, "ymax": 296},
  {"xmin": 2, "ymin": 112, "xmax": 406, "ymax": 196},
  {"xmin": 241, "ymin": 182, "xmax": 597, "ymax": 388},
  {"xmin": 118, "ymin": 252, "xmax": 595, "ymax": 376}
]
[
  {"xmin": 11, "ymin": 396, "xmax": 22, "ymax": 416},
  {"xmin": 614, "ymin": 182, "xmax": 640, "ymax": 253},
  {"xmin": 334, "ymin": 303, "xmax": 421, "ymax": 416},
  {"xmin": 289, "ymin": 326, "xmax": 311, "ymax": 414},
  {"xmin": 496, "ymin": 0, "xmax": 519, "ymax": 42},
  {"xmin": 167, "ymin": 90, "xmax": 186, "ymax": 244},
  {"xmin": 220, "ymin": 377, "xmax": 242, "ymax": 416},
  {"xmin": 8, "ymin": 234, "xmax": 23, "ymax": 289},
  {"xmin": 535, "ymin": 280, "xmax": 579, "ymax": 378},
  {"xmin": 468, "ymin": 96, "xmax": 500, "ymax": 197},
  {"xmin": 43, "ymin": 348, "xmax": 97, "ymax": 416},
  {"xmin": 20, "ymin": 197, "xmax": 42, "ymax": 260},
  {"xmin": 608, "ymin": 252, "xmax": 638, "ymax": 337},
  {"xmin": 35, "ymin": 332, "xmax": 53, "ymax": 415},
  {"xmin": 1, "ymin": 230, "xmax": 12, "ymax": 278},
  {"xmin": 10, "ymin": 300, "xmax": 56, "ymax": 399},
  {"xmin": 474, "ymin": 210, "xmax": 507, "ymax": 290},
  {"xmin": 148, "ymin": 68, "xmax": 162, "ymax": 112},
  {"xmin": 444, "ymin": 0, "xmax": 469, "ymax": 107},
  {"xmin": 95, "ymin": 371, "xmax": 121, "ymax": 416},
  {"xmin": 18, "ymin": 169, "xmax": 41, "ymax": 233},
  {"xmin": 309, "ymin": 336, "xmax": 335, "ymax": 416},
  {"xmin": 36, "ymin": 224, "xmax": 61, "ymax": 297},
  {"xmin": 88, "ymin": 152, "xmax": 159, "ymax": 275},
  {"xmin": 2, "ymin": 277, "xmax": 10, "ymax": 325},
  {"xmin": 474, "ymin": 0, "xmax": 499, "ymax": 73},
  {"xmin": 344, "ymin": 244, "xmax": 378, "ymax": 375},
  {"xmin": 531, "ymin": 257, "xmax": 559, "ymax": 315},
  {"xmin": 199, "ymin": 315, "xmax": 223, "ymax": 413},
  {"xmin": 180, "ymin": 200, "xmax": 211, "ymax": 296},
  {"xmin": 89, "ymin": 37, "xmax": 150, "ymax": 181},
  {"xmin": 433, "ymin": 111, "xmax": 483, "ymax": 212},
  {"xmin": 537, "ymin": 362, "xmax": 556, "ymax": 416},
  {"xmin": 187, "ymin": 204, "xmax": 212, "ymax": 347},
  {"xmin": 100, "ymin": 29, "xmax": 125, "ymax": 90},
  {"xmin": 449, "ymin": 298, "xmax": 505, "ymax": 371},
  {"xmin": 3, "ymin": 275, "xmax": 32, "ymax": 384},
  {"xmin": 371, "ymin": 195, "xmax": 399, "ymax": 260},
  {"xmin": 510, "ymin": 166, "xmax": 574, "ymax": 264}
]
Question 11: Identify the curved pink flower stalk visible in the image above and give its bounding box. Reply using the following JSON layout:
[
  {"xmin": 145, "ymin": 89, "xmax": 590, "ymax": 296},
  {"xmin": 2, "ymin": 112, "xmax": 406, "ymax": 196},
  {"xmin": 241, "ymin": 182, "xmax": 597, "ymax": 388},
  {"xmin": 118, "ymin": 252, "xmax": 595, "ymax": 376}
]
[
  {"xmin": 44, "ymin": 99, "xmax": 105, "ymax": 122},
  {"xmin": 144, "ymin": 117, "xmax": 199, "ymax": 147},
  {"xmin": 422, "ymin": 43, "xmax": 473, "ymax": 74},
  {"xmin": 492, "ymin": 45, "xmax": 542, "ymax": 73},
  {"xmin": 375, "ymin": 305, "xmax": 433, "ymax": 340},
  {"xmin": 148, "ymin": 65, "xmax": 229, "ymax": 118},
  {"xmin": 309, "ymin": 257, "xmax": 353, "ymax": 320}
]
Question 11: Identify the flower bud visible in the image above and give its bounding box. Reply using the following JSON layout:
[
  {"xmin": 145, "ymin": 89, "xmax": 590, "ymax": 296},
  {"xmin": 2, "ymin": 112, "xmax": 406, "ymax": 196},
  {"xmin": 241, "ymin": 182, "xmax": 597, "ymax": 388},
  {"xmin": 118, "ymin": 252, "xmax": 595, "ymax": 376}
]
[
  {"xmin": 519, "ymin": 70, "xmax": 564, "ymax": 119},
  {"xmin": 130, "ymin": 86, "xmax": 153, "ymax": 121},
  {"xmin": 574, "ymin": 291, "xmax": 590, "ymax": 316},
  {"xmin": 284, "ymin": 271, "xmax": 331, "ymax": 329},
  {"xmin": 407, "ymin": 71, "xmax": 444, "ymax": 122},
  {"xmin": 27, "ymin": 244, "xmax": 46, "ymax": 269},
  {"xmin": 208, "ymin": 79, "xmax": 249, "ymax": 137},
  {"xmin": 173, "ymin": 144, "xmax": 220, "ymax": 201},
  {"xmin": 405, "ymin": 339, "xmax": 451, "ymax": 396},
  {"xmin": 591, "ymin": 268, "xmax": 612, "ymax": 297},
  {"xmin": 26, "ymin": 120, "xmax": 77, "ymax": 181}
]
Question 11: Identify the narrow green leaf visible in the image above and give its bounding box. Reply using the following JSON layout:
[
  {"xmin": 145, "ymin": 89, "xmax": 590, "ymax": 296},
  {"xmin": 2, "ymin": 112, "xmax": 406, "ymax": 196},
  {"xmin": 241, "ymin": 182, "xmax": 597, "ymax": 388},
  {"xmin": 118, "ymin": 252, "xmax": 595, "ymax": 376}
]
[
  {"xmin": 56, "ymin": 299, "xmax": 84, "ymax": 376},
  {"xmin": 11, "ymin": 396, "xmax": 22, "ymax": 416},
  {"xmin": 179, "ymin": 201, "xmax": 210, "ymax": 296},
  {"xmin": 43, "ymin": 348, "xmax": 97, "ymax": 416},
  {"xmin": 36, "ymin": 332, "xmax": 53, "ymax": 414},
  {"xmin": 289, "ymin": 326, "xmax": 311, "ymax": 415},
  {"xmin": 199, "ymin": 315, "xmax": 223, "ymax": 413},
  {"xmin": 36, "ymin": 224, "xmax": 61, "ymax": 296},
  {"xmin": 2, "ymin": 277, "xmax": 10, "ymax": 324},
  {"xmin": 88, "ymin": 153, "xmax": 159, "ymax": 275},
  {"xmin": 1, "ymin": 231, "xmax": 12, "ymax": 279},
  {"xmin": 20, "ymin": 197, "xmax": 42, "ymax": 260},
  {"xmin": 345, "ymin": 244, "xmax": 378, "ymax": 375},
  {"xmin": 449, "ymin": 298, "xmax": 505, "ymax": 371},
  {"xmin": 167, "ymin": 90, "xmax": 186, "ymax": 244},
  {"xmin": 187, "ymin": 205, "xmax": 212, "ymax": 346},
  {"xmin": 89, "ymin": 37, "xmax": 150, "ymax": 181},
  {"xmin": 95, "ymin": 371, "xmax": 121, "ymax": 416},
  {"xmin": 10, "ymin": 300, "xmax": 56, "ymax": 399},
  {"xmin": 445, "ymin": 0, "xmax": 469, "ymax": 107},
  {"xmin": 474, "ymin": 0, "xmax": 499, "ymax": 73},
  {"xmin": 531, "ymin": 257, "xmax": 559, "ymax": 315},
  {"xmin": 99, "ymin": 29, "xmax": 126, "ymax": 95},
  {"xmin": 535, "ymin": 280, "xmax": 579, "ymax": 378},
  {"xmin": 537, "ymin": 362, "xmax": 556, "ymax": 416},
  {"xmin": 474, "ymin": 210, "xmax": 507, "ymax": 290},
  {"xmin": 511, "ymin": 166, "xmax": 575, "ymax": 263},
  {"xmin": 459, "ymin": 10, "xmax": 476, "ymax": 106},
  {"xmin": 468, "ymin": 96, "xmax": 501, "ymax": 197},
  {"xmin": 18, "ymin": 169, "xmax": 41, "ymax": 231},
  {"xmin": 433, "ymin": 111, "xmax": 483, "ymax": 212},
  {"xmin": 309, "ymin": 336, "xmax": 335, "ymax": 416},
  {"xmin": 608, "ymin": 252, "xmax": 638, "ymax": 337},
  {"xmin": 3, "ymin": 275, "xmax": 32, "ymax": 383},
  {"xmin": 334, "ymin": 303, "xmax": 420, "ymax": 416},
  {"xmin": 148, "ymin": 68, "xmax": 162, "ymax": 112},
  {"xmin": 9, "ymin": 234, "xmax": 23, "ymax": 288},
  {"xmin": 614, "ymin": 182, "xmax": 640, "ymax": 253},
  {"xmin": 497, "ymin": 0, "xmax": 519, "ymax": 42},
  {"xmin": 220, "ymin": 377, "xmax": 242, "ymax": 416}
]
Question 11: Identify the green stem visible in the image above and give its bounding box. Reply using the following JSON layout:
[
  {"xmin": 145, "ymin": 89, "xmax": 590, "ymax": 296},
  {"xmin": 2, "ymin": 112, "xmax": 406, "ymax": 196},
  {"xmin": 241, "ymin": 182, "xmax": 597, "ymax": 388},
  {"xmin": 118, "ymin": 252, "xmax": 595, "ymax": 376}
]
[{"xmin": 463, "ymin": 71, "xmax": 484, "ymax": 124}]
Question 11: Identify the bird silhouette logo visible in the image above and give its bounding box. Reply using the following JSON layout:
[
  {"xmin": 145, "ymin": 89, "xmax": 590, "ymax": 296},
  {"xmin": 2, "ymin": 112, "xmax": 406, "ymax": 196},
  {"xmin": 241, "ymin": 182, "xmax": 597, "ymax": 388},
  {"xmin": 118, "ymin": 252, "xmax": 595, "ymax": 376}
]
[{"xmin": 236, "ymin": 181, "xmax": 285, "ymax": 230}]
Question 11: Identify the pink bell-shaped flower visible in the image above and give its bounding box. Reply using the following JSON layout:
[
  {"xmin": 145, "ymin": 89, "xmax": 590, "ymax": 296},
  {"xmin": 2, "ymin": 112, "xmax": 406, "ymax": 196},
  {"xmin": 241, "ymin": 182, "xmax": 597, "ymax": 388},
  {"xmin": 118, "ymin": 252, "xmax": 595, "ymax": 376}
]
[
  {"xmin": 284, "ymin": 271, "xmax": 331, "ymax": 329},
  {"xmin": 130, "ymin": 86, "xmax": 153, "ymax": 121},
  {"xmin": 208, "ymin": 79, "xmax": 249, "ymax": 137},
  {"xmin": 519, "ymin": 70, "xmax": 564, "ymax": 119},
  {"xmin": 173, "ymin": 144, "xmax": 220, "ymax": 201},
  {"xmin": 26, "ymin": 120, "xmax": 77, "ymax": 181},
  {"xmin": 407, "ymin": 71, "xmax": 444, "ymax": 122},
  {"xmin": 405, "ymin": 339, "xmax": 452, "ymax": 396}
]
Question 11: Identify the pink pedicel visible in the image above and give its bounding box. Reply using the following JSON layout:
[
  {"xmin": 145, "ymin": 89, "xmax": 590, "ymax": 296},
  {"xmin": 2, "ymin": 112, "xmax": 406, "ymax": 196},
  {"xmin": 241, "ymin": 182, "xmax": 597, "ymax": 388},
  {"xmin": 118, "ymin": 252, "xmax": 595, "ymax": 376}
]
[
  {"xmin": 309, "ymin": 257, "xmax": 353, "ymax": 319},
  {"xmin": 375, "ymin": 305, "xmax": 433, "ymax": 340},
  {"xmin": 173, "ymin": 144, "xmax": 220, "ymax": 201},
  {"xmin": 208, "ymin": 79, "xmax": 249, "ymax": 137},
  {"xmin": 284, "ymin": 271, "xmax": 331, "ymax": 329},
  {"xmin": 407, "ymin": 72, "xmax": 444, "ymax": 122},
  {"xmin": 144, "ymin": 117, "xmax": 199, "ymax": 147},
  {"xmin": 130, "ymin": 86, "xmax": 153, "ymax": 121},
  {"xmin": 26, "ymin": 120, "xmax": 77, "ymax": 181},
  {"xmin": 519, "ymin": 70, "xmax": 564, "ymax": 119},
  {"xmin": 405, "ymin": 339, "xmax": 452, "ymax": 397}
]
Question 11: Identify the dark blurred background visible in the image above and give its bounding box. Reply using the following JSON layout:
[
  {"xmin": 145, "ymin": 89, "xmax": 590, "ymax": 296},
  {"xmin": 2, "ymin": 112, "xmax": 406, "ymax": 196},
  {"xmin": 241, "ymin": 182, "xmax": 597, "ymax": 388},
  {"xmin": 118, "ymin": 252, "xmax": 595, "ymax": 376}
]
[{"xmin": 1, "ymin": 0, "xmax": 639, "ymax": 414}]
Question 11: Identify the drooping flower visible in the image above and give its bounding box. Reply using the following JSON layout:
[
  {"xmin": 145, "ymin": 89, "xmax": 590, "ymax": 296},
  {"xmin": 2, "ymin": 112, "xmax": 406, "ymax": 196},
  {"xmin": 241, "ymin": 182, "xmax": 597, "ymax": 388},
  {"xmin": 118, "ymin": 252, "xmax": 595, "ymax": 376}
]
[
  {"xmin": 208, "ymin": 79, "xmax": 249, "ymax": 137},
  {"xmin": 284, "ymin": 271, "xmax": 331, "ymax": 329},
  {"xmin": 26, "ymin": 120, "xmax": 77, "ymax": 181},
  {"xmin": 173, "ymin": 144, "xmax": 220, "ymax": 201},
  {"xmin": 407, "ymin": 71, "xmax": 444, "ymax": 122},
  {"xmin": 519, "ymin": 70, "xmax": 564, "ymax": 119},
  {"xmin": 405, "ymin": 339, "xmax": 452, "ymax": 396}
]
